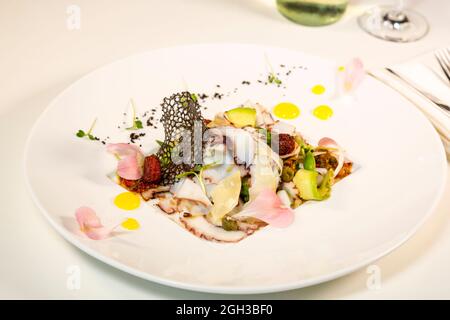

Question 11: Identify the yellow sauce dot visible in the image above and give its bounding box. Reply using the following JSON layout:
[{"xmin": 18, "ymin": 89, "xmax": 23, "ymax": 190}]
[
  {"xmin": 273, "ymin": 102, "xmax": 300, "ymax": 120},
  {"xmin": 311, "ymin": 85, "xmax": 326, "ymax": 95},
  {"xmin": 114, "ymin": 192, "xmax": 140, "ymax": 211},
  {"xmin": 313, "ymin": 105, "xmax": 333, "ymax": 120},
  {"xmin": 338, "ymin": 66, "xmax": 345, "ymax": 72},
  {"xmin": 121, "ymin": 218, "xmax": 140, "ymax": 230}
]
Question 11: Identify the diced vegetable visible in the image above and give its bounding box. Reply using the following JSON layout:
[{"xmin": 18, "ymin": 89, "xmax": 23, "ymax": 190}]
[
  {"xmin": 240, "ymin": 176, "xmax": 250, "ymax": 203},
  {"xmin": 304, "ymin": 150, "xmax": 316, "ymax": 171},
  {"xmin": 222, "ymin": 216, "xmax": 239, "ymax": 231},
  {"xmin": 281, "ymin": 166, "xmax": 295, "ymax": 182},
  {"xmin": 225, "ymin": 107, "xmax": 257, "ymax": 128},
  {"xmin": 293, "ymin": 169, "xmax": 334, "ymax": 201},
  {"xmin": 318, "ymin": 169, "xmax": 333, "ymax": 200}
]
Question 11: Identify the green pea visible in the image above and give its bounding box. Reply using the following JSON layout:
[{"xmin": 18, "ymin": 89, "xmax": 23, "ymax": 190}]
[
  {"xmin": 282, "ymin": 166, "xmax": 295, "ymax": 182},
  {"xmin": 222, "ymin": 216, "xmax": 238, "ymax": 231}
]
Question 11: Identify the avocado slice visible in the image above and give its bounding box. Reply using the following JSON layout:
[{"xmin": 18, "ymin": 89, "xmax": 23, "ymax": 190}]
[
  {"xmin": 293, "ymin": 168, "xmax": 334, "ymax": 201},
  {"xmin": 225, "ymin": 107, "xmax": 257, "ymax": 128}
]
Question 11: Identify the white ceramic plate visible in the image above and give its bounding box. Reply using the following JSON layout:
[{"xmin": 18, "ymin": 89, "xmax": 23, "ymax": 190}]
[{"xmin": 25, "ymin": 44, "xmax": 447, "ymax": 294}]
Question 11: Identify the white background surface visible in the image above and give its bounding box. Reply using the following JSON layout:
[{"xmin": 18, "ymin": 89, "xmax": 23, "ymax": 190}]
[{"xmin": 0, "ymin": 0, "xmax": 449, "ymax": 299}]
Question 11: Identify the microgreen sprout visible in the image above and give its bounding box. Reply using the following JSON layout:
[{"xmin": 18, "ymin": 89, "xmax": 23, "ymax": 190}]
[
  {"xmin": 265, "ymin": 53, "xmax": 283, "ymax": 86},
  {"xmin": 176, "ymin": 162, "xmax": 218, "ymax": 195},
  {"xmin": 126, "ymin": 99, "xmax": 143, "ymax": 130},
  {"xmin": 76, "ymin": 118, "xmax": 98, "ymax": 141}
]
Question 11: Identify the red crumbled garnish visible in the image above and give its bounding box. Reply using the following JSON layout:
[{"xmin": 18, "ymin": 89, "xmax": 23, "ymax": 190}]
[
  {"xmin": 277, "ymin": 134, "xmax": 296, "ymax": 156},
  {"xmin": 143, "ymin": 155, "xmax": 162, "ymax": 183},
  {"xmin": 119, "ymin": 177, "xmax": 157, "ymax": 193},
  {"xmin": 121, "ymin": 178, "xmax": 137, "ymax": 189}
]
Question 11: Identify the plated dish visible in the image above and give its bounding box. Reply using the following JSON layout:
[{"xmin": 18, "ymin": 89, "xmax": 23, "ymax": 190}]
[
  {"xmin": 105, "ymin": 93, "xmax": 353, "ymax": 243},
  {"xmin": 25, "ymin": 44, "xmax": 447, "ymax": 293}
]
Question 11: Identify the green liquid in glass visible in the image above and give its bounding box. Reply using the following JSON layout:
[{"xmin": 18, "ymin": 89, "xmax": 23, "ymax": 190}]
[{"xmin": 277, "ymin": 0, "xmax": 348, "ymax": 26}]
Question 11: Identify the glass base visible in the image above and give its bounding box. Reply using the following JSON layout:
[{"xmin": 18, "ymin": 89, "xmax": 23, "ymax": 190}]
[
  {"xmin": 276, "ymin": 0, "xmax": 348, "ymax": 27},
  {"xmin": 358, "ymin": 6, "xmax": 429, "ymax": 42}
]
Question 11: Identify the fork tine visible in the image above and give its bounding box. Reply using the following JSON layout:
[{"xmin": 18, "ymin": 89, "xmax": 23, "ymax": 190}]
[
  {"xmin": 443, "ymin": 49, "xmax": 450, "ymax": 65},
  {"xmin": 442, "ymin": 48, "xmax": 450, "ymax": 63},
  {"xmin": 442, "ymin": 50, "xmax": 450, "ymax": 76},
  {"xmin": 435, "ymin": 51, "xmax": 450, "ymax": 82},
  {"xmin": 435, "ymin": 53, "xmax": 446, "ymax": 77}
]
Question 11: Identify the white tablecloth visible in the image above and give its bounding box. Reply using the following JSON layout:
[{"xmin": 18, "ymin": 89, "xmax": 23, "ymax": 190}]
[{"xmin": 1, "ymin": 0, "xmax": 449, "ymax": 299}]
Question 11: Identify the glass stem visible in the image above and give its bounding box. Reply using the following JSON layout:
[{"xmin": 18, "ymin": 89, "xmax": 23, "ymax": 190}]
[
  {"xmin": 389, "ymin": 0, "xmax": 406, "ymax": 18},
  {"xmin": 384, "ymin": 0, "xmax": 410, "ymax": 27}
]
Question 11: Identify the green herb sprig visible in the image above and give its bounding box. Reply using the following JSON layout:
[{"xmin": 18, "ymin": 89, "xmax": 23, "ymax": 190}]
[
  {"xmin": 76, "ymin": 118, "xmax": 98, "ymax": 141},
  {"xmin": 176, "ymin": 162, "xmax": 218, "ymax": 195},
  {"xmin": 265, "ymin": 53, "xmax": 283, "ymax": 86},
  {"xmin": 126, "ymin": 99, "xmax": 143, "ymax": 130},
  {"xmin": 268, "ymin": 73, "xmax": 282, "ymax": 85}
]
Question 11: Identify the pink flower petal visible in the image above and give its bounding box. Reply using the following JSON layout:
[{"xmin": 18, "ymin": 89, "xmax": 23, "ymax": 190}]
[
  {"xmin": 75, "ymin": 206, "xmax": 103, "ymax": 229},
  {"xmin": 106, "ymin": 143, "xmax": 141, "ymax": 157},
  {"xmin": 318, "ymin": 137, "xmax": 338, "ymax": 148},
  {"xmin": 236, "ymin": 189, "xmax": 294, "ymax": 228},
  {"xmin": 116, "ymin": 155, "xmax": 143, "ymax": 180},
  {"xmin": 107, "ymin": 143, "xmax": 144, "ymax": 180},
  {"xmin": 343, "ymin": 58, "xmax": 364, "ymax": 93},
  {"xmin": 74, "ymin": 206, "xmax": 117, "ymax": 240},
  {"xmin": 84, "ymin": 227, "xmax": 115, "ymax": 240}
]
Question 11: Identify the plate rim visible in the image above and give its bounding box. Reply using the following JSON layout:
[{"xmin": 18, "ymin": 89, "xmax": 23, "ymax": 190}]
[{"xmin": 23, "ymin": 43, "xmax": 448, "ymax": 294}]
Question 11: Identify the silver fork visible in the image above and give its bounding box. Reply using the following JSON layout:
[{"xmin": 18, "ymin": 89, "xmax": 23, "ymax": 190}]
[
  {"xmin": 386, "ymin": 68, "xmax": 450, "ymax": 115},
  {"xmin": 435, "ymin": 48, "xmax": 450, "ymax": 83}
]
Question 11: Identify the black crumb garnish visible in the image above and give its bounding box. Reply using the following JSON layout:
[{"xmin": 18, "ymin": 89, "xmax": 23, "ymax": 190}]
[
  {"xmin": 198, "ymin": 93, "xmax": 209, "ymax": 100},
  {"xmin": 280, "ymin": 64, "xmax": 285, "ymax": 68},
  {"xmin": 130, "ymin": 132, "xmax": 146, "ymax": 144},
  {"xmin": 242, "ymin": 81, "xmax": 251, "ymax": 85},
  {"xmin": 213, "ymin": 92, "xmax": 223, "ymax": 99},
  {"xmin": 216, "ymin": 84, "xmax": 221, "ymax": 88}
]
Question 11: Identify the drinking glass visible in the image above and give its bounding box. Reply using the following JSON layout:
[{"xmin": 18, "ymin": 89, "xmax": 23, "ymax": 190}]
[
  {"xmin": 276, "ymin": 0, "xmax": 349, "ymax": 26},
  {"xmin": 358, "ymin": 0, "xmax": 429, "ymax": 42}
]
